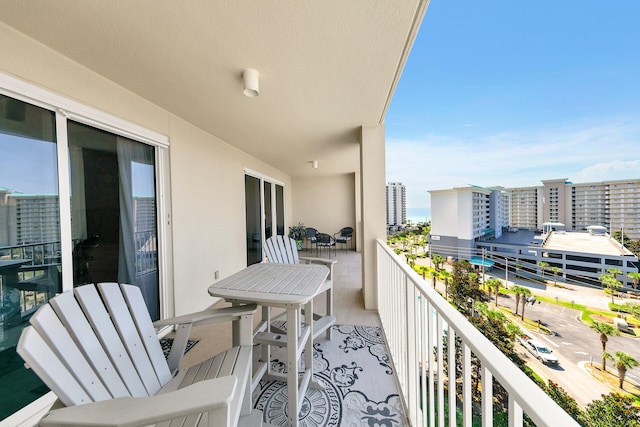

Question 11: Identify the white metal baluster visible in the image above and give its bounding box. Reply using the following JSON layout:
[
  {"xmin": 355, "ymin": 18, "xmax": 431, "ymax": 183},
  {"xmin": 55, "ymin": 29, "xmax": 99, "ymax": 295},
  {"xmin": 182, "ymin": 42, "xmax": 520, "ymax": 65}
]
[
  {"xmin": 463, "ymin": 344, "xmax": 472, "ymax": 427},
  {"xmin": 448, "ymin": 326, "xmax": 456, "ymax": 427},
  {"xmin": 482, "ymin": 364, "xmax": 493, "ymax": 427},
  {"xmin": 407, "ymin": 281, "xmax": 417, "ymax": 425},
  {"xmin": 508, "ymin": 395, "xmax": 523, "ymax": 427},
  {"xmin": 419, "ymin": 292, "xmax": 427, "ymax": 426},
  {"xmin": 427, "ymin": 301, "xmax": 435, "ymax": 426},
  {"xmin": 437, "ymin": 315, "xmax": 444, "ymax": 427}
]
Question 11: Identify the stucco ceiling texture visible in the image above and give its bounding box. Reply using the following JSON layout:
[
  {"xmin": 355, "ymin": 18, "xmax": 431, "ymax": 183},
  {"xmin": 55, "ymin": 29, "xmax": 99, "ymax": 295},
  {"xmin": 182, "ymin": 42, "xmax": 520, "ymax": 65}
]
[{"xmin": 0, "ymin": 1, "xmax": 426, "ymax": 177}]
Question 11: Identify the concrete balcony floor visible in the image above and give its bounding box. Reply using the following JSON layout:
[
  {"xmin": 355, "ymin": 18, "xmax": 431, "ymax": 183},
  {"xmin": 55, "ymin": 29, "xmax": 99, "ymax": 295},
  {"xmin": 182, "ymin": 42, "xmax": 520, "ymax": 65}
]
[
  {"xmin": 179, "ymin": 246, "xmax": 381, "ymax": 370},
  {"xmin": 175, "ymin": 249, "xmax": 390, "ymax": 425}
]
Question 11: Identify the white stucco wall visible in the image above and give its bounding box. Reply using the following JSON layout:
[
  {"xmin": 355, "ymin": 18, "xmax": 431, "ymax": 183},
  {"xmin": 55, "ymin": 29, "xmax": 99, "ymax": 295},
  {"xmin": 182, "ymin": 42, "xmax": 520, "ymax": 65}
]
[
  {"xmin": 292, "ymin": 174, "xmax": 356, "ymax": 239},
  {"xmin": 429, "ymin": 190, "xmax": 458, "ymax": 237}
]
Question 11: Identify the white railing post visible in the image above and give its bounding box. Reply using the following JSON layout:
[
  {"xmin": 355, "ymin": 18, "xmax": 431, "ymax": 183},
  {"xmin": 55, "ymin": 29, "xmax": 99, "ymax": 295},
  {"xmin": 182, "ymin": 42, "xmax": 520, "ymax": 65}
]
[{"xmin": 376, "ymin": 240, "xmax": 580, "ymax": 427}]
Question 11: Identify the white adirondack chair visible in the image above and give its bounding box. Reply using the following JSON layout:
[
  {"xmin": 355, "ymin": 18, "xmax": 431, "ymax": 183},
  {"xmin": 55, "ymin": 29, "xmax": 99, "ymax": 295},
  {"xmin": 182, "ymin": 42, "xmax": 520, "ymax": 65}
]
[
  {"xmin": 262, "ymin": 235, "xmax": 335, "ymax": 340},
  {"xmin": 17, "ymin": 282, "xmax": 264, "ymax": 427}
]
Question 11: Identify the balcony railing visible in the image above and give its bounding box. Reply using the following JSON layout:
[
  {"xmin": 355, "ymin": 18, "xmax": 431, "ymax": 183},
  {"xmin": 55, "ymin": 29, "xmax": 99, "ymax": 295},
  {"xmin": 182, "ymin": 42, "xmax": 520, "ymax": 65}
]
[{"xmin": 376, "ymin": 239, "xmax": 580, "ymax": 426}]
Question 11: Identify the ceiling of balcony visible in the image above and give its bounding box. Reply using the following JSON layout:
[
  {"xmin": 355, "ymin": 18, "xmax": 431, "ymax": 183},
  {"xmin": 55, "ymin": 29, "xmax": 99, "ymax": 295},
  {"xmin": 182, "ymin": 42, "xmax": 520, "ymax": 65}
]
[{"xmin": 0, "ymin": 1, "xmax": 426, "ymax": 178}]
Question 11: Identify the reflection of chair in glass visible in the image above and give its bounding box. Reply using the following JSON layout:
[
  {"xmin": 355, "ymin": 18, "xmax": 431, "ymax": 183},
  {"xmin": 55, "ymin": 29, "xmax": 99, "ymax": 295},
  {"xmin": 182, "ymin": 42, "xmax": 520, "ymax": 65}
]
[
  {"xmin": 17, "ymin": 283, "xmax": 262, "ymax": 426},
  {"xmin": 263, "ymin": 235, "xmax": 335, "ymax": 340},
  {"xmin": 305, "ymin": 227, "xmax": 318, "ymax": 251},
  {"xmin": 315, "ymin": 232, "xmax": 336, "ymax": 257},
  {"xmin": 334, "ymin": 227, "xmax": 354, "ymax": 251}
]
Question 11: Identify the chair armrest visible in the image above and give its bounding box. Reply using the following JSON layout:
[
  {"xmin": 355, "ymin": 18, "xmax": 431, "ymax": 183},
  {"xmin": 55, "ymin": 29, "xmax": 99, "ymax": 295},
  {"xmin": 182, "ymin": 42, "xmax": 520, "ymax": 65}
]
[
  {"xmin": 299, "ymin": 257, "xmax": 337, "ymax": 266},
  {"xmin": 153, "ymin": 303, "xmax": 257, "ymax": 328},
  {"xmin": 39, "ymin": 376, "xmax": 238, "ymax": 427}
]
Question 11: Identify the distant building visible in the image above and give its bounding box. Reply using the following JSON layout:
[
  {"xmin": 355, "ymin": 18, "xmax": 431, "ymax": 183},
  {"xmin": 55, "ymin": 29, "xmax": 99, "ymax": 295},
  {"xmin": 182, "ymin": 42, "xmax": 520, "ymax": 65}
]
[
  {"xmin": 429, "ymin": 179, "xmax": 640, "ymax": 287},
  {"xmin": 507, "ymin": 178, "xmax": 640, "ymax": 239},
  {"xmin": 4, "ymin": 193, "xmax": 60, "ymax": 246},
  {"xmin": 386, "ymin": 182, "xmax": 406, "ymax": 226},
  {"xmin": 429, "ymin": 185, "xmax": 510, "ymax": 259}
]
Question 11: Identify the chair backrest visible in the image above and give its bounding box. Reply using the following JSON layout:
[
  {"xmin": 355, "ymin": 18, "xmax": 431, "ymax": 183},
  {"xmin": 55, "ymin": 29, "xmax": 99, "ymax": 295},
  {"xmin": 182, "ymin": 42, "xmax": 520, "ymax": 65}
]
[
  {"xmin": 305, "ymin": 227, "xmax": 318, "ymax": 239},
  {"xmin": 17, "ymin": 283, "xmax": 171, "ymax": 407},
  {"xmin": 339, "ymin": 227, "xmax": 353, "ymax": 237},
  {"xmin": 263, "ymin": 235, "xmax": 300, "ymax": 264}
]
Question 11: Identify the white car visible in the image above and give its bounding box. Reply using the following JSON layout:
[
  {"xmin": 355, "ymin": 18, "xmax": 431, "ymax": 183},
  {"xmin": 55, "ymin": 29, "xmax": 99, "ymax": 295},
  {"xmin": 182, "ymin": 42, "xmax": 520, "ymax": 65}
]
[{"xmin": 520, "ymin": 335, "xmax": 559, "ymax": 365}]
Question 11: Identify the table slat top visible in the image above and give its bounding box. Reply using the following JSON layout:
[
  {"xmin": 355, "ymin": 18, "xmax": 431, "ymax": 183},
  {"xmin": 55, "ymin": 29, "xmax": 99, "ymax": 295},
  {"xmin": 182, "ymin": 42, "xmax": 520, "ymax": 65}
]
[{"xmin": 208, "ymin": 263, "xmax": 329, "ymax": 305}]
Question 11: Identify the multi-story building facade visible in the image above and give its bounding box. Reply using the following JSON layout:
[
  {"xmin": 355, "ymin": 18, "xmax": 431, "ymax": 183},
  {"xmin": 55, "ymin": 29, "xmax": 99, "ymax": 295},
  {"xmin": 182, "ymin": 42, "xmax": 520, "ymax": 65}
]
[
  {"xmin": 386, "ymin": 182, "xmax": 406, "ymax": 226},
  {"xmin": 7, "ymin": 194, "xmax": 60, "ymax": 245},
  {"xmin": 509, "ymin": 185, "xmax": 541, "ymax": 229},
  {"xmin": 429, "ymin": 185, "xmax": 509, "ymax": 259},
  {"xmin": 430, "ymin": 181, "xmax": 640, "ymax": 287},
  {"xmin": 505, "ymin": 178, "xmax": 640, "ymax": 239}
]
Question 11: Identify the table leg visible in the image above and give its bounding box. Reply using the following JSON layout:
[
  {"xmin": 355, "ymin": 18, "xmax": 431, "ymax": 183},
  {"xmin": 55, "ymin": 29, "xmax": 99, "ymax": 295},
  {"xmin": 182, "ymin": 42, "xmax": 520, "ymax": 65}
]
[
  {"xmin": 287, "ymin": 304, "xmax": 299, "ymax": 427},
  {"xmin": 304, "ymin": 300, "xmax": 313, "ymax": 379}
]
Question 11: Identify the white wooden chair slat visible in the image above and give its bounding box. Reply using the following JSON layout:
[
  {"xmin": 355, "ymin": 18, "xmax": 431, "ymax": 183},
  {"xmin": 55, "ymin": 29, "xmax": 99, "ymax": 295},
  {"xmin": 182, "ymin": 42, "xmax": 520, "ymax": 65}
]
[
  {"xmin": 17, "ymin": 327, "xmax": 93, "ymax": 406},
  {"xmin": 73, "ymin": 284, "xmax": 150, "ymax": 397},
  {"xmin": 29, "ymin": 304, "xmax": 112, "ymax": 402},
  {"xmin": 49, "ymin": 289, "xmax": 133, "ymax": 398},
  {"xmin": 96, "ymin": 283, "xmax": 162, "ymax": 396},
  {"xmin": 17, "ymin": 283, "xmax": 260, "ymax": 427},
  {"xmin": 264, "ymin": 235, "xmax": 299, "ymax": 264},
  {"xmin": 120, "ymin": 283, "xmax": 173, "ymax": 385}
]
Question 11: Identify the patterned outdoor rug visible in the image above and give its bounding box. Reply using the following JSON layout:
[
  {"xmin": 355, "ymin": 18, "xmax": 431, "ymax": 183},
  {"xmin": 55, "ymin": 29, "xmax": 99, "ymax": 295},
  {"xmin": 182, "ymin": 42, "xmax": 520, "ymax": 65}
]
[
  {"xmin": 160, "ymin": 338, "xmax": 198, "ymax": 358},
  {"xmin": 252, "ymin": 324, "xmax": 407, "ymax": 426}
]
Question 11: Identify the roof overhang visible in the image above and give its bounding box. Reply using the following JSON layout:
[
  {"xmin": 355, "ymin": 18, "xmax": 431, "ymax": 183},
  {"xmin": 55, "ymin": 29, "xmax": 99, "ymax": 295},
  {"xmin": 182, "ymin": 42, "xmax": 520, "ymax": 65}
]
[{"xmin": 0, "ymin": 1, "xmax": 428, "ymax": 178}]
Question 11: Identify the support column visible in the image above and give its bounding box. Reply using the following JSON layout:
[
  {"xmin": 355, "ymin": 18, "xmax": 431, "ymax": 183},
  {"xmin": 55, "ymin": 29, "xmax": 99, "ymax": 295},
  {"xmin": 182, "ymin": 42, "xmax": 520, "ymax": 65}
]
[{"xmin": 360, "ymin": 124, "xmax": 386, "ymax": 310}]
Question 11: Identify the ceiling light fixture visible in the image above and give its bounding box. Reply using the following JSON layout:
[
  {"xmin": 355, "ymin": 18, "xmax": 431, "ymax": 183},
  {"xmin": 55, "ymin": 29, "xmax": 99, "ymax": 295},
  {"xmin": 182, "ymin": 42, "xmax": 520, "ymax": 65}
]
[{"xmin": 243, "ymin": 68, "xmax": 260, "ymax": 97}]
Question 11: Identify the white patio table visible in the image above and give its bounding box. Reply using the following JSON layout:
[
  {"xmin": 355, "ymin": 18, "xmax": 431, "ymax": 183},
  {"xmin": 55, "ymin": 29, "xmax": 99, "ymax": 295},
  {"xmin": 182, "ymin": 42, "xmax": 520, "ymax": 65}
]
[{"xmin": 208, "ymin": 262, "xmax": 330, "ymax": 427}]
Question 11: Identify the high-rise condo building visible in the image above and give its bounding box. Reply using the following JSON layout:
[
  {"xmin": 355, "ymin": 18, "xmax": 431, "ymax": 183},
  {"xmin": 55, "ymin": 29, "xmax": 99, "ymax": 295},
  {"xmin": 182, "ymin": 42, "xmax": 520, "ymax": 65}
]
[
  {"xmin": 386, "ymin": 182, "xmax": 406, "ymax": 226},
  {"xmin": 507, "ymin": 178, "xmax": 640, "ymax": 239},
  {"xmin": 429, "ymin": 178, "xmax": 640, "ymax": 287}
]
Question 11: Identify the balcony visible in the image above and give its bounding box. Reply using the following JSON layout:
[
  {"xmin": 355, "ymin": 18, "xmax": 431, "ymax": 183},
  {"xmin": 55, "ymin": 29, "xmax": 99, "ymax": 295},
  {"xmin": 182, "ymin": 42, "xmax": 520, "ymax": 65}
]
[{"xmin": 187, "ymin": 244, "xmax": 578, "ymax": 426}]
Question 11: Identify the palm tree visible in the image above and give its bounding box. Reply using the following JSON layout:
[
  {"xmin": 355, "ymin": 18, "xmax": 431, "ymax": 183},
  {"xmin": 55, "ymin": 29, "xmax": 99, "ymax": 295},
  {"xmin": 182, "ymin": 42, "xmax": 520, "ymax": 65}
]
[
  {"xmin": 600, "ymin": 273, "xmax": 622, "ymax": 304},
  {"xmin": 551, "ymin": 266, "xmax": 562, "ymax": 286},
  {"xmin": 603, "ymin": 351, "xmax": 639, "ymax": 389},
  {"xmin": 485, "ymin": 278, "xmax": 502, "ymax": 307},
  {"xmin": 416, "ymin": 265, "xmax": 430, "ymax": 280},
  {"xmin": 431, "ymin": 253, "xmax": 446, "ymax": 271},
  {"xmin": 519, "ymin": 287, "xmax": 532, "ymax": 320},
  {"xmin": 537, "ymin": 261, "xmax": 549, "ymax": 278},
  {"xmin": 590, "ymin": 321, "xmax": 619, "ymax": 371},
  {"xmin": 439, "ymin": 270, "xmax": 451, "ymax": 300},
  {"xmin": 512, "ymin": 285, "xmax": 524, "ymax": 316},
  {"xmin": 504, "ymin": 322, "xmax": 522, "ymax": 340},
  {"xmin": 628, "ymin": 272, "xmax": 640, "ymax": 290},
  {"xmin": 428, "ymin": 268, "xmax": 439, "ymax": 288},
  {"xmin": 607, "ymin": 267, "xmax": 623, "ymax": 281}
]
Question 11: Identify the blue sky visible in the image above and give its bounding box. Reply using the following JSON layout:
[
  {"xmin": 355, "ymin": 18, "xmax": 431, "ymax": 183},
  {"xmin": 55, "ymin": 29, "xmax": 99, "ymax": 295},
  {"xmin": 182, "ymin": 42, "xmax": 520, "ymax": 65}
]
[{"xmin": 386, "ymin": 1, "xmax": 640, "ymax": 208}]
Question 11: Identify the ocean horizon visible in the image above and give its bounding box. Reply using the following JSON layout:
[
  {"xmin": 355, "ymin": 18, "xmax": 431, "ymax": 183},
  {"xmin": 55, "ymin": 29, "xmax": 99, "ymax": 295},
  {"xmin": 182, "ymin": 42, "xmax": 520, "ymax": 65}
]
[{"xmin": 406, "ymin": 207, "xmax": 430, "ymax": 224}]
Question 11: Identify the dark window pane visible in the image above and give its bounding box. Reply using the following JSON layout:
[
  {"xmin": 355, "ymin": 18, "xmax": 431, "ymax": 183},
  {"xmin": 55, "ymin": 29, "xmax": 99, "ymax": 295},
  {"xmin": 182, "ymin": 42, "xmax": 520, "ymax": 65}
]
[{"xmin": 0, "ymin": 94, "xmax": 59, "ymax": 420}]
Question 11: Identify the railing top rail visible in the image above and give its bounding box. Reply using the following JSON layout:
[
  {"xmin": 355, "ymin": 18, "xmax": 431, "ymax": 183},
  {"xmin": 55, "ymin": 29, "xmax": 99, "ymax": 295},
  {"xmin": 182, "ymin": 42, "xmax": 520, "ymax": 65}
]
[{"xmin": 376, "ymin": 239, "xmax": 580, "ymax": 426}]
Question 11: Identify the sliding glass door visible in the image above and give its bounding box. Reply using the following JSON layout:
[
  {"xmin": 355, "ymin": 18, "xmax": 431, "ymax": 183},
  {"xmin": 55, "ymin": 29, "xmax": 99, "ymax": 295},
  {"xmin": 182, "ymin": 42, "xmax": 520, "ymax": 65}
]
[
  {"xmin": 0, "ymin": 94, "xmax": 61, "ymax": 418},
  {"xmin": 0, "ymin": 88, "xmax": 166, "ymax": 421},
  {"xmin": 244, "ymin": 172, "xmax": 284, "ymax": 266},
  {"xmin": 68, "ymin": 121, "xmax": 159, "ymax": 320}
]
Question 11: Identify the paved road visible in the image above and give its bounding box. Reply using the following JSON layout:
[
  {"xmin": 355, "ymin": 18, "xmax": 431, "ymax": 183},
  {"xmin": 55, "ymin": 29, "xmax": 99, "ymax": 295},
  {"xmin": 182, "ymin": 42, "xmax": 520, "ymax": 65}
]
[{"xmin": 421, "ymin": 259, "xmax": 640, "ymax": 406}]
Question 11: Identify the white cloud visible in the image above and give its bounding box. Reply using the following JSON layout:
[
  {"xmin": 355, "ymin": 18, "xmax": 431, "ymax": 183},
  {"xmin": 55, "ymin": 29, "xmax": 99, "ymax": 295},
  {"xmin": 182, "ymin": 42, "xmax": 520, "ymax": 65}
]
[{"xmin": 386, "ymin": 120, "xmax": 640, "ymax": 208}]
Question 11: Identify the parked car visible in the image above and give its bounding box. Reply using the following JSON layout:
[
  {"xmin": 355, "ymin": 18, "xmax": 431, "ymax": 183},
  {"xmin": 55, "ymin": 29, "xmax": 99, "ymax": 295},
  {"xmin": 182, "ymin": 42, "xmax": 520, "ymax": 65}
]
[{"xmin": 518, "ymin": 335, "xmax": 559, "ymax": 365}]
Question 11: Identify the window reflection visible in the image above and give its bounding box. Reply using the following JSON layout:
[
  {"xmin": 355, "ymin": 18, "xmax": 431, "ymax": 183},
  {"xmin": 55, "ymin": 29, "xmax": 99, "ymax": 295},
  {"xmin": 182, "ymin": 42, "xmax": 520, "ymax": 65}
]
[{"xmin": 0, "ymin": 94, "xmax": 59, "ymax": 419}]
